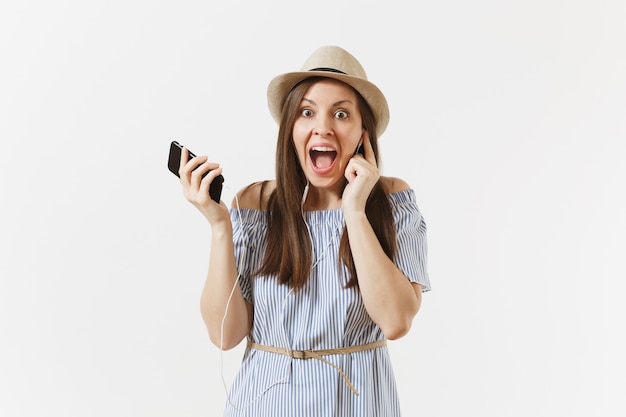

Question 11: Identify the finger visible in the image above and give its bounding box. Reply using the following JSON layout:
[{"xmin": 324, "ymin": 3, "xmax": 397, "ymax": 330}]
[
  {"xmin": 194, "ymin": 160, "xmax": 220, "ymax": 183},
  {"xmin": 179, "ymin": 147, "xmax": 190, "ymax": 174},
  {"xmin": 344, "ymin": 159, "xmax": 357, "ymax": 183},
  {"xmin": 362, "ymin": 131, "xmax": 377, "ymax": 166},
  {"xmin": 189, "ymin": 157, "xmax": 214, "ymax": 188},
  {"xmin": 199, "ymin": 166, "xmax": 224, "ymax": 198},
  {"xmin": 179, "ymin": 148, "xmax": 203, "ymax": 180},
  {"xmin": 181, "ymin": 155, "xmax": 206, "ymax": 186}
]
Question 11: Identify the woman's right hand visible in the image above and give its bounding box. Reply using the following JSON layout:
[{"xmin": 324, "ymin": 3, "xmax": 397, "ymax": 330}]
[{"xmin": 178, "ymin": 147, "xmax": 230, "ymax": 226}]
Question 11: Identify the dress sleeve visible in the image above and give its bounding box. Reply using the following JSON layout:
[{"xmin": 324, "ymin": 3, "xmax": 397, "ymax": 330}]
[
  {"xmin": 229, "ymin": 209, "xmax": 267, "ymax": 304},
  {"xmin": 391, "ymin": 190, "xmax": 431, "ymax": 292}
]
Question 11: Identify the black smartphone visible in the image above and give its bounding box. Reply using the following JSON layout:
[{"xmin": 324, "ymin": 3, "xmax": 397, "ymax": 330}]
[
  {"xmin": 354, "ymin": 139, "xmax": 364, "ymax": 156},
  {"xmin": 168, "ymin": 140, "xmax": 224, "ymax": 203}
]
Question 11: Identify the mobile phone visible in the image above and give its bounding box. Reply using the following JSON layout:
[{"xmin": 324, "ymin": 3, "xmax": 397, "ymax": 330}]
[
  {"xmin": 354, "ymin": 139, "xmax": 364, "ymax": 156},
  {"xmin": 168, "ymin": 140, "xmax": 224, "ymax": 203}
]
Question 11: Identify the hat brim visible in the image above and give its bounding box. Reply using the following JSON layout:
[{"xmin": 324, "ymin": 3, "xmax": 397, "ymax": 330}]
[{"xmin": 267, "ymin": 71, "xmax": 390, "ymax": 138}]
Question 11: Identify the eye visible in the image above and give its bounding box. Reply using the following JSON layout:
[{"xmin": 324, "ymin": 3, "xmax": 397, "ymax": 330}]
[
  {"xmin": 334, "ymin": 109, "xmax": 349, "ymax": 120},
  {"xmin": 301, "ymin": 108, "xmax": 314, "ymax": 117}
]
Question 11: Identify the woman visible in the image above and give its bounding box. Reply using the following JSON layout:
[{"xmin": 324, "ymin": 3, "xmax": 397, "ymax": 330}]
[{"xmin": 178, "ymin": 45, "xmax": 430, "ymax": 416}]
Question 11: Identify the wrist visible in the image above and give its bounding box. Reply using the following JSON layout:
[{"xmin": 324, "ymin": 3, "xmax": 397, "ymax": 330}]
[
  {"xmin": 343, "ymin": 209, "xmax": 368, "ymax": 229},
  {"xmin": 209, "ymin": 220, "xmax": 233, "ymax": 239}
]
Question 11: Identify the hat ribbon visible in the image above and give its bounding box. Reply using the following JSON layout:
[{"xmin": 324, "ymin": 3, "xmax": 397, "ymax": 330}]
[{"xmin": 308, "ymin": 67, "xmax": 347, "ymax": 75}]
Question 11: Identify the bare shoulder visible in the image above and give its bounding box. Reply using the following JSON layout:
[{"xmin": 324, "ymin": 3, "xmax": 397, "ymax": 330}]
[
  {"xmin": 380, "ymin": 176, "xmax": 411, "ymax": 193},
  {"xmin": 230, "ymin": 180, "xmax": 276, "ymax": 210}
]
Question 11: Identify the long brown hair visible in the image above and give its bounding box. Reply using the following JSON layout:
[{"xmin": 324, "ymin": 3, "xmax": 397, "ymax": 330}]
[{"xmin": 255, "ymin": 77, "xmax": 397, "ymax": 289}]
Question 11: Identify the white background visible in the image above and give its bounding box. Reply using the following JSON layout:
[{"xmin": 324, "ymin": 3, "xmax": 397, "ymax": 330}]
[{"xmin": 1, "ymin": 1, "xmax": 625, "ymax": 416}]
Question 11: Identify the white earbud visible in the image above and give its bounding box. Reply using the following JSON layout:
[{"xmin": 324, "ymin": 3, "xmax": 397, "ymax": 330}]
[{"xmin": 301, "ymin": 180, "xmax": 310, "ymax": 206}]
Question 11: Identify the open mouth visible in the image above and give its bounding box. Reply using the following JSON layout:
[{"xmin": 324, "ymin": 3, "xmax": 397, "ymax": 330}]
[{"xmin": 310, "ymin": 146, "xmax": 337, "ymax": 173}]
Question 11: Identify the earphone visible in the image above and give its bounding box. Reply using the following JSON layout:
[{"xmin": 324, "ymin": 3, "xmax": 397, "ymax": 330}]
[
  {"xmin": 218, "ymin": 179, "xmax": 341, "ymax": 411},
  {"xmin": 218, "ymin": 183, "xmax": 302, "ymax": 411},
  {"xmin": 302, "ymin": 180, "xmax": 310, "ymax": 206}
]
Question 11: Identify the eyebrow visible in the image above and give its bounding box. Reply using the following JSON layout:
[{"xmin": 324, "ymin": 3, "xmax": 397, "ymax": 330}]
[{"xmin": 301, "ymin": 98, "xmax": 354, "ymax": 107}]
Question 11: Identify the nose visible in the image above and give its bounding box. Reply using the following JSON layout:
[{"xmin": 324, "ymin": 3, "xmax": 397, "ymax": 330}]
[{"xmin": 313, "ymin": 116, "xmax": 333, "ymax": 136}]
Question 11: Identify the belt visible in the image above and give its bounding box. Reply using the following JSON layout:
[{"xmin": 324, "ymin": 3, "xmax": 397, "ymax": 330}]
[{"xmin": 246, "ymin": 340, "xmax": 387, "ymax": 396}]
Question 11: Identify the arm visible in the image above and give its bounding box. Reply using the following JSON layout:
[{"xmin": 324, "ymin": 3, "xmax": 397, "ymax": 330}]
[
  {"xmin": 344, "ymin": 205, "xmax": 422, "ymax": 340},
  {"xmin": 342, "ymin": 136, "xmax": 422, "ymax": 340},
  {"xmin": 200, "ymin": 220, "xmax": 253, "ymax": 350},
  {"xmin": 178, "ymin": 148, "xmax": 252, "ymax": 350}
]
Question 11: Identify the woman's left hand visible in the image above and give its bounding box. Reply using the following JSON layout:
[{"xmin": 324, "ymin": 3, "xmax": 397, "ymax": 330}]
[{"xmin": 342, "ymin": 131, "xmax": 379, "ymax": 214}]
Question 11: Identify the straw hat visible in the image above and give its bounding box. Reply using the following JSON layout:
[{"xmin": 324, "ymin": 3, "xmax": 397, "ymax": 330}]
[{"xmin": 267, "ymin": 45, "xmax": 390, "ymax": 138}]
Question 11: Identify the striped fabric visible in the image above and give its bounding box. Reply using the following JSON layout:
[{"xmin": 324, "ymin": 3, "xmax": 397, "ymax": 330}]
[{"xmin": 223, "ymin": 189, "xmax": 430, "ymax": 417}]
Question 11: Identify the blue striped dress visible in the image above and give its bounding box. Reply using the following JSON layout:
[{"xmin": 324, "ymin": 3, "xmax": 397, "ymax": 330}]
[{"xmin": 224, "ymin": 189, "xmax": 430, "ymax": 417}]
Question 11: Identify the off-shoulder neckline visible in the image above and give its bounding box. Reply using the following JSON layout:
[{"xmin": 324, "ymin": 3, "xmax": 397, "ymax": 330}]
[{"xmin": 230, "ymin": 189, "xmax": 416, "ymax": 218}]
